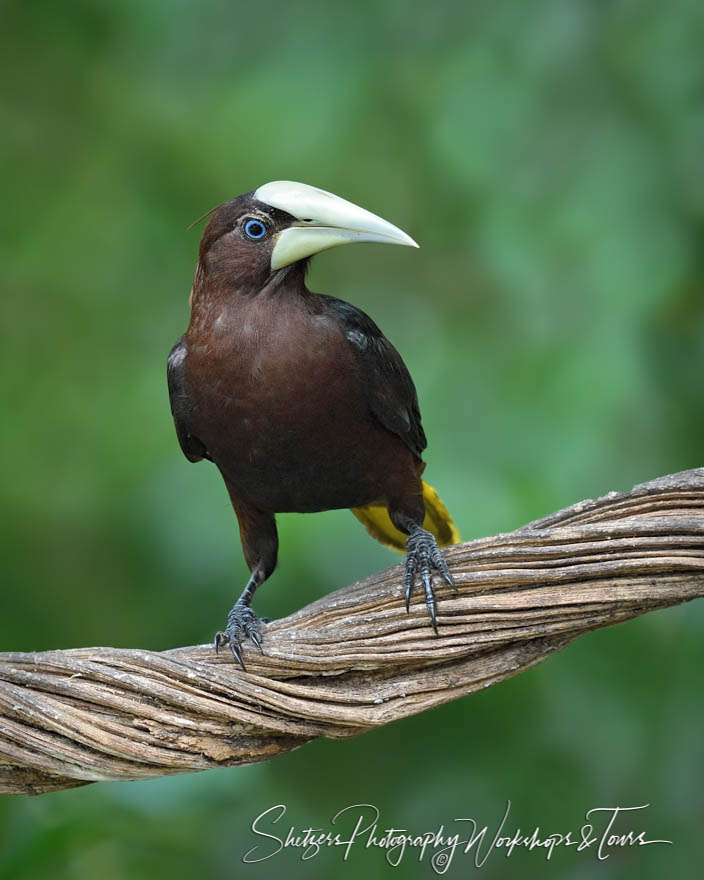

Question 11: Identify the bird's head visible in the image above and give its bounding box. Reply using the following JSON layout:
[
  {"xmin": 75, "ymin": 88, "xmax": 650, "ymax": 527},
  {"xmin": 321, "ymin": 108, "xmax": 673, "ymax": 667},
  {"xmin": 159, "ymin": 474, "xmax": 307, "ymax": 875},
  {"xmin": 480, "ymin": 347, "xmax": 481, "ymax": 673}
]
[{"xmin": 196, "ymin": 181, "xmax": 418, "ymax": 292}]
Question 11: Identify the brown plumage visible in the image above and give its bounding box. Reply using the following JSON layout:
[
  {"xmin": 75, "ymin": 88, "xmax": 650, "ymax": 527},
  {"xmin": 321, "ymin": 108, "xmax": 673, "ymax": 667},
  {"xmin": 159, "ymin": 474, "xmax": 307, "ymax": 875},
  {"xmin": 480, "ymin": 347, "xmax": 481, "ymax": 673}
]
[{"xmin": 168, "ymin": 182, "xmax": 456, "ymax": 668}]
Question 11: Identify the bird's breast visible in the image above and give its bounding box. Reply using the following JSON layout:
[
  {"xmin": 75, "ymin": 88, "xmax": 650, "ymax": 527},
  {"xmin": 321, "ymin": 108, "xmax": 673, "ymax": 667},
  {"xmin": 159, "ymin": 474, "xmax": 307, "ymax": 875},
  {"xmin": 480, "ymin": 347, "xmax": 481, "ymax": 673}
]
[{"xmin": 183, "ymin": 296, "xmax": 395, "ymax": 511}]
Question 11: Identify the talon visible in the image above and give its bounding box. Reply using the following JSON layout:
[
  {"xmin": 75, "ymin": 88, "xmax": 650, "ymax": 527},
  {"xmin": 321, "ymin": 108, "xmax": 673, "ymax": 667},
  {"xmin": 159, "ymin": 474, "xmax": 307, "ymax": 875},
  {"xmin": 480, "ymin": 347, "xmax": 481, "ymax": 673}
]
[
  {"xmin": 429, "ymin": 544, "xmax": 455, "ymax": 590},
  {"xmin": 214, "ymin": 601, "xmax": 263, "ymax": 670},
  {"xmin": 404, "ymin": 553, "xmax": 417, "ymax": 612},
  {"xmin": 428, "ymin": 601, "xmax": 438, "ymax": 634},
  {"xmin": 441, "ymin": 567, "xmax": 456, "ymax": 591},
  {"xmin": 230, "ymin": 640, "xmax": 246, "ymax": 670},
  {"xmin": 403, "ymin": 527, "xmax": 455, "ymax": 631}
]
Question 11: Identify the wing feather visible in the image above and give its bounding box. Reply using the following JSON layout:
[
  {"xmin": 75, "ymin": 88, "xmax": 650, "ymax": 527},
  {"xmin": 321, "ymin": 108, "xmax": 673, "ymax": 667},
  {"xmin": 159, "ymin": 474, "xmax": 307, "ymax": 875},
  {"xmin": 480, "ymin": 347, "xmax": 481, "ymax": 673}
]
[
  {"xmin": 167, "ymin": 336, "xmax": 210, "ymax": 463},
  {"xmin": 323, "ymin": 297, "xmax": 426, "ymax": 459}
]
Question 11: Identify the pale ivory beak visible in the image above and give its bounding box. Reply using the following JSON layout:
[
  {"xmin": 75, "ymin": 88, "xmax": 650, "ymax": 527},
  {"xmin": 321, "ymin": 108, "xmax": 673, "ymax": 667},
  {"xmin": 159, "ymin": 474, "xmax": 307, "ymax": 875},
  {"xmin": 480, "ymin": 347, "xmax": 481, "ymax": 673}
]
[{"xmin": 254, "ymin": 181, "xmax": 419, "ymax": 271}]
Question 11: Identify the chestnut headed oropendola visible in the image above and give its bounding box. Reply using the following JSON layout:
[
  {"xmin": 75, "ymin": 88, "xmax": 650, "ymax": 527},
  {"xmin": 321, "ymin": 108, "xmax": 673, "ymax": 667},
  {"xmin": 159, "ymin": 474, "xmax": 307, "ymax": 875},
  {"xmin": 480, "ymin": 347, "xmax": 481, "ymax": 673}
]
[{"xmin": 168, "ymin": 181, "xmax": 459, "ymax": 668}]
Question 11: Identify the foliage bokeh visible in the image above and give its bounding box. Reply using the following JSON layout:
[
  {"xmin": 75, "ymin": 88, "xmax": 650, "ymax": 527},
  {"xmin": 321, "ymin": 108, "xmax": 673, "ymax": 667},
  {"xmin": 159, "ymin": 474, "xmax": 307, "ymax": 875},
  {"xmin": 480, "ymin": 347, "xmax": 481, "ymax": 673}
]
[{"xmin": 1, "ymin": 0, "xmax": 703, "ymax": 877}]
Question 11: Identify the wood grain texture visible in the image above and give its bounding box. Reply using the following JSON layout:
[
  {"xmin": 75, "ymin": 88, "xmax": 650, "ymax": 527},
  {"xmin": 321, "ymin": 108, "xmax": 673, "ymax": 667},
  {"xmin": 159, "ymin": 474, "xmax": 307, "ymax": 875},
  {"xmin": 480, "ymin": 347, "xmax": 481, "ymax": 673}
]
[{"xmin": 1, "ymin": 468, "xmax": 703, "ymax": 795}]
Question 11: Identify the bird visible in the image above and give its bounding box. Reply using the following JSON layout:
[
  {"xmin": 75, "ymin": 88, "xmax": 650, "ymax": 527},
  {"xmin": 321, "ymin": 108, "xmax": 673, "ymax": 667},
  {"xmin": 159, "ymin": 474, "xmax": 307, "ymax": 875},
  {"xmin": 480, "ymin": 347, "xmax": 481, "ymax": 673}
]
[{"xmin": 168, "ymin": 181, "xmax": 460, "ymax": 668}]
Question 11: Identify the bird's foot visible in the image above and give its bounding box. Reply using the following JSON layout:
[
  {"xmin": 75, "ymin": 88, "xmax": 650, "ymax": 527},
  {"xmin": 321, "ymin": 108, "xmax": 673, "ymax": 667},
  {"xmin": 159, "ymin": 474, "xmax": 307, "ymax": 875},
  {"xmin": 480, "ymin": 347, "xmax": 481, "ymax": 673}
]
[
  {"xmin": 404, "ymin": 527, "xmax": 456, "ymax": 634},
  {"xmin": 214, "ymin": 602, "xmax": 264, "ymax": 670}
]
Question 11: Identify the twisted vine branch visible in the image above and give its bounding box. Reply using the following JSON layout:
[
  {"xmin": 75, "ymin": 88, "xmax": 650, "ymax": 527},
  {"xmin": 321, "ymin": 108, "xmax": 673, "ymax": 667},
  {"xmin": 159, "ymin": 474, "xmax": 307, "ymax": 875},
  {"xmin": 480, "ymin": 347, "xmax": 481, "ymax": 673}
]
[{"xmin": 1, "ymin": 469, "xmax": 703, "ymax": 795}]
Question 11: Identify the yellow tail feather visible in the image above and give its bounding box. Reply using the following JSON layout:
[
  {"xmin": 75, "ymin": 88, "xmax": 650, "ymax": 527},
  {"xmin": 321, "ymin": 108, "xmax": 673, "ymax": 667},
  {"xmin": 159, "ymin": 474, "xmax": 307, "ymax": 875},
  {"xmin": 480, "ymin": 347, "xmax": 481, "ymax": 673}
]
[{"xmin": 350, "ymin": 481, "xmax": 460, "ymax": 553}]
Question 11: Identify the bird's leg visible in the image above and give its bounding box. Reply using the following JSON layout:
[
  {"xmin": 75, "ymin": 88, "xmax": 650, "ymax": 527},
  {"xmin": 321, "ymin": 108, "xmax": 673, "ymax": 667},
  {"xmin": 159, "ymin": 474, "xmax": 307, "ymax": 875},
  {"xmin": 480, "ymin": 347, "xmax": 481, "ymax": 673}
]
[
  {"xmin": 389, "ymin": 495, "xmax": 456, "ymax": 632},
  {"xmin": 386, "ymin": 488, "xmax": 456, "ymax": 634},
  {"xmin": 214, "ymin": 500, "xmax": 278, "ymax": 670},
  {"xmin": 214, "ymin": 573, "xmax": 265, "ymax": 670},
  {"xmin": 403, "ymin": 524, "xmax": 456, "ymax": 633}
]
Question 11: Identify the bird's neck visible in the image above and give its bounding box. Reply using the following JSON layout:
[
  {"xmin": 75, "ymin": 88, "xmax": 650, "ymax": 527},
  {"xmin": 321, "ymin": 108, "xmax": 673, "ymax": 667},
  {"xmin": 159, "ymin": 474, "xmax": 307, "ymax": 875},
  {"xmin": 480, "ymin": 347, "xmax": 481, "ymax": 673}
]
[{"xmin": 187, "ymin": 259, "xmax": 311, "ymax": 333}]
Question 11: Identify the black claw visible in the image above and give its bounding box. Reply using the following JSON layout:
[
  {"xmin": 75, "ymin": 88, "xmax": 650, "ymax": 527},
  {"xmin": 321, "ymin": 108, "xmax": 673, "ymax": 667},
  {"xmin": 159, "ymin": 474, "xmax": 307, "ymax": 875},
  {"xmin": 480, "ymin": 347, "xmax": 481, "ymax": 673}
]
[
  {"xmin": 403, "ymin": 527, "xmax": 455, "ymax": 632},
  {"xmin": 230, "ymin": 640, "xmax": 246, "ymax": 670},
  {"xmin": 404, "ymin": 552, "xmax": 417, "ymax": 611},
  {"xmin": 428, "ymin": 604, "xmax": 438, "ymax": 635},
  {"xmin": 441, "ymin": 567, "xmax": 456, "ymax": 591},
  {"xmin": 422, "ymin": 562, "xmax": 437, "ymax": 634},
  {"xmin": 430, "ymin": 546, "xmax": 456, "ymax": 591},
  {"xmin": 213, "ymin": 602, "xmax": 263, "ymax": 670}
]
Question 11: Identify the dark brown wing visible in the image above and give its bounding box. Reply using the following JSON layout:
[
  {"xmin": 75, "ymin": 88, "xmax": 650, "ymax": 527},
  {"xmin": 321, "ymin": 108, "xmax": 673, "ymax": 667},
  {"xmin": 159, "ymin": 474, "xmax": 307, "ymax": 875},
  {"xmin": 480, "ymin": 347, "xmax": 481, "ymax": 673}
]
[
  {"xmin": 322, "ymin": 296, "xmax": 427, "ymax": 459},
  {"xmin": 167, "ymin": 336, "xmax": 210, "ymax": 463}
]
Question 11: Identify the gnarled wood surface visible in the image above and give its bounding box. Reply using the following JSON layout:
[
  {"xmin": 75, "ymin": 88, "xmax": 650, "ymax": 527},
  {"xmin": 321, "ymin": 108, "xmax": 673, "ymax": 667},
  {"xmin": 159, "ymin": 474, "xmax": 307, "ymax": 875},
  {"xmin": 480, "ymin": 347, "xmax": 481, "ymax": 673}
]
[{"xmin": 1, "ymin": 468, "xmax": 703, "ymax": 795}]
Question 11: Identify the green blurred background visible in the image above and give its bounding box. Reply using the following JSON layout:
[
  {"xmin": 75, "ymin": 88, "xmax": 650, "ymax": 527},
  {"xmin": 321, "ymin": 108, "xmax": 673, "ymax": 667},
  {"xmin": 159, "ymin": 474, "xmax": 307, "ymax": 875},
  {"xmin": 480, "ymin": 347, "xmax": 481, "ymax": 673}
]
[{"xmin": 1, "ymin": 0, "xmax": 703, "ymax": 877}]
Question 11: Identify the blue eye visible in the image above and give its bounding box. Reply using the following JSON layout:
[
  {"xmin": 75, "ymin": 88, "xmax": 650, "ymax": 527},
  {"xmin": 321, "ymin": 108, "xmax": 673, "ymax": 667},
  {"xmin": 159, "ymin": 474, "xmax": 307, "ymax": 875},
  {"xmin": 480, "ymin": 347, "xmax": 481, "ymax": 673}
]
[{"xmin": 244, "ymin": 218, "xmax": 267, "ymax": 240}]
